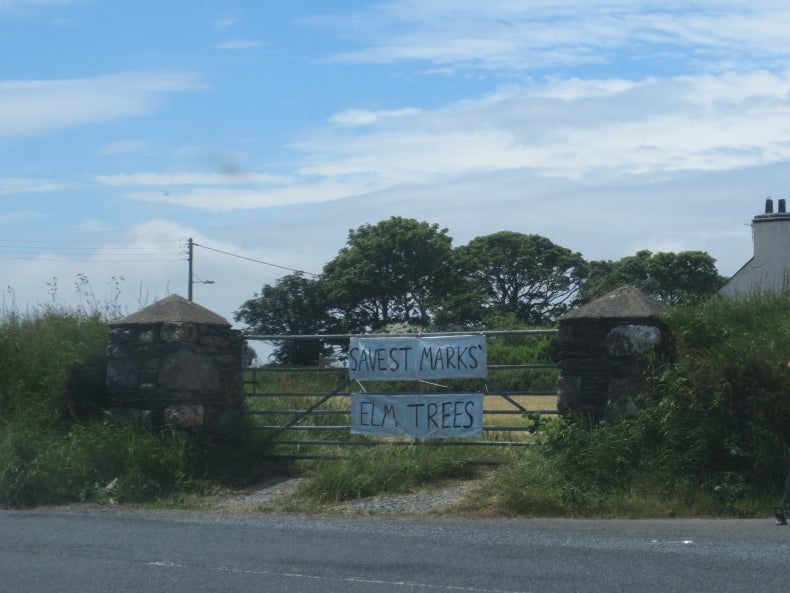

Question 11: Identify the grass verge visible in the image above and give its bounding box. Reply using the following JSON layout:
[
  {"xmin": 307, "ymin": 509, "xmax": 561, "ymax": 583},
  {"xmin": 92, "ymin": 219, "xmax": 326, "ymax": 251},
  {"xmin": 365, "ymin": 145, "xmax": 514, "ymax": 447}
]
[{"xmin": 296, "ymin": 444, "xmax": 486, "ymax": 503}]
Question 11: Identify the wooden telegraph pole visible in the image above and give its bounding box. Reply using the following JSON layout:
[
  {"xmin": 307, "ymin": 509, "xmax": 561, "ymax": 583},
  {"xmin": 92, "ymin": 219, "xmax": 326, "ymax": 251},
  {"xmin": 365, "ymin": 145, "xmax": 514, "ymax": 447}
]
[{"xmin": 187, "ymin": 237, "xmax": 194, "ymax": 302}]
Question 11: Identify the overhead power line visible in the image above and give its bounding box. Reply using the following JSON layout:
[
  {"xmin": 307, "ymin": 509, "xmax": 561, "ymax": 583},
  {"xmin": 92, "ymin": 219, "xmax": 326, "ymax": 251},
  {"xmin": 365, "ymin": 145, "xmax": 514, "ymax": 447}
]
[
  {"xmin": 0, "ymin": 239, "xmax": 184, "ymax": 263},
  {"xmin": 186, "ymin": 238, "xmax": 320, "ymax": 302},
  {"xmin": 0, "ymin": 239, "xmax": 175, "ymax": 244},
  {"xmin": 192, "ymin": 242, "xmax": 319, "ymax": 277},
  {"xmin": 0, "ymin": 256, "xmax": 183, "ymax": 263}
]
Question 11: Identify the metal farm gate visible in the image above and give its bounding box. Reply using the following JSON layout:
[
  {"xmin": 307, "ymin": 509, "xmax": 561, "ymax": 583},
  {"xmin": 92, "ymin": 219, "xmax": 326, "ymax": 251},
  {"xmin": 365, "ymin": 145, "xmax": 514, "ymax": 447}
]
[{"xmin": 242, "ymin": 330, "xmax": 559, "ymax": 462}]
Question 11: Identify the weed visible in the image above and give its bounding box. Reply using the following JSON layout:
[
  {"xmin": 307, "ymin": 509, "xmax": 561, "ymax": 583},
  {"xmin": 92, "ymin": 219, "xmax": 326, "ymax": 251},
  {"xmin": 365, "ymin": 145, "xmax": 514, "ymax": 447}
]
[
  {"xmin": 487, "ymin": 292, "xmax": 790, "ymax": 517},
  {"xmin": 0, "ymin": 307, "xmax": 273, "ymax": 508},
  {"xmin": 298, "ymin": 445, "xmax": 481, "ymax": 502}
]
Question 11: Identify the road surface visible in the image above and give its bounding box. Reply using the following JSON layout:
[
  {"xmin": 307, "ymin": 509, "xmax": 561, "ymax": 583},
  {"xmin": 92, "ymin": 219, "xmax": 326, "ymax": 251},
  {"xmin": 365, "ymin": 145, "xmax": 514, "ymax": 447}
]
[{"xmin": 1, "ymin": 507, "xmax": 788, "ymax": 592}]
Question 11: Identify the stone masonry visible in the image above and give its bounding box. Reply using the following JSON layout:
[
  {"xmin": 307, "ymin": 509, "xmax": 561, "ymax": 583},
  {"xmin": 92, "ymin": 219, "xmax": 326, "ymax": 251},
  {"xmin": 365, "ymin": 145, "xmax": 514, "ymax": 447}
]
[
  {"xmin": 557, "ymin": 285, "xmax": 669, "ymax": 418},
  {"xmin": 106, "ymin": 294, "xmax": 244, "ymax": 438}
]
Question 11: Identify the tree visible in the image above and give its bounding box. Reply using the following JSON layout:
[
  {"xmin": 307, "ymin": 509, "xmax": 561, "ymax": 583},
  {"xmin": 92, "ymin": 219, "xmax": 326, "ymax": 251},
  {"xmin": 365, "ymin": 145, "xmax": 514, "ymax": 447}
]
[
  {"xmin": 234, "ymin": 273, "xmax": 332, "ymax": 365},
  {"xmin": 447, "ymin": 231, "xmax": 585, "ymax": 325},
  {"xmin": 322, "ymin": 217, "xmax": 455, "ymax": 333},
  {"xmin": 580, "ymin": 250, "xmax": 726, "ymax": 305}
]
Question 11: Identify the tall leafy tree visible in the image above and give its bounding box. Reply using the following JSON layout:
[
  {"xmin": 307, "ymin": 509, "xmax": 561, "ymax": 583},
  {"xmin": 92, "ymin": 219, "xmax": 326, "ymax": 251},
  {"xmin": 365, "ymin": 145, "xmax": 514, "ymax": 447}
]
[
  {"xmin": 581, "ymin": 250, "xmax": 725, "ymax": 305},
  {"xmin": 447, "ymin": 231, "xmax": 585, "ymax": 325},
  {"xmin": 322, "ymin": 217, "xmax": 455, "ymax": 333},
  {"xmin": 234, "ymin": 273, "xmax": 332, "ymax": 365}
]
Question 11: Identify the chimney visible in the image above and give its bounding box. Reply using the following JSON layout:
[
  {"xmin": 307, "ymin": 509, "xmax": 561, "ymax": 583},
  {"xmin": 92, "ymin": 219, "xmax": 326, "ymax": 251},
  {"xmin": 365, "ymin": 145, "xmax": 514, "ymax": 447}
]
[{"xmin": 751, "ymin": 197, "xmax": 790, "ymax": 267}]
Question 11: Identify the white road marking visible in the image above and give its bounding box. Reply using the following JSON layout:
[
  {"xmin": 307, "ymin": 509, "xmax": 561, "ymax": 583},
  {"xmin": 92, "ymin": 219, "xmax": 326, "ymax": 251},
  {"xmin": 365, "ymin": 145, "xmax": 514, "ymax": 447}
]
[{"xmin": 148, "ymin": 560, "xmax": 534, "ymax": 592}]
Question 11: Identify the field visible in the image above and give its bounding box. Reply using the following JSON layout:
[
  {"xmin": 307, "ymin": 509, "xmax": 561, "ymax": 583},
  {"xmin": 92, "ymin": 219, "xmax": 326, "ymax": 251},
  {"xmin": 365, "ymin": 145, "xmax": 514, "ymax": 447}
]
[{"xmin": 484, "ymin": 394, "xmax": 557, "ymax": 414}]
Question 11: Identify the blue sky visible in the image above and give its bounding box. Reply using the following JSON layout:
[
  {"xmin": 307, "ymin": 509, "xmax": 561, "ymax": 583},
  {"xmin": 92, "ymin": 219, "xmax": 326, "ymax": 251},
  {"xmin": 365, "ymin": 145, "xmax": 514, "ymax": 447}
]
[{"xmin": 2, "ymin": 0, "xmax": 790, "ymax": 326}]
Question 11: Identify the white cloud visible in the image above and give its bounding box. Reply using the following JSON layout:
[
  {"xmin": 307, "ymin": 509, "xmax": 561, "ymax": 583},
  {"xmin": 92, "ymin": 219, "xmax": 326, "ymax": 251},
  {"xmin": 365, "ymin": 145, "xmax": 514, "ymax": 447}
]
[
  {"xmin": 216, "ymin": 39, "xmax": 266, "ymax": 50},
  {"xmin": 0, "ymin": 176, "xmax": 68, "ymax": 194},
  {"xmin": 318, "ymin": 0, "xmax": 790, "ymax": 72},
  {"xmin": 123, "ymin": 219, "xmax": 295, "ymax": 322},
  {"xmin": 291, "ymin": 70, "xmax": 790, "ymax": 186},
  {"xmin": 99, "ymin": 139, "xmax": 149, "ymax": 156},
  {"xmin": 0, "ymin": 217, "xmax": 187, "ymax": 317},
  {"xmin": 124, "ymin": 178, "xmax": 379, "ymax": 211},
  {"xmin": 0, "ymin": 71, "xmax": 203, "ymax": 140},
  {"xmin": 214, "ymin": 15, "xmax": 238, "ymax": 29},
  {"xmin": 0, "ymin": 210, "xmax": 40, "ymax": 223},
  {"xmin": 72, "ymin": 219, "xmax": 114, "ymax": 234},
  {"xmin": 126, "ymin": 218, "xmax": 191, "ymax": 245},
  {"xmin": 7, "ymin": 0, "xmax": 788, "ymax": 324},
  {"xmin": 95, "ymin": 171, "xmax": 286, "ymax": 187},
  {"xmin": 98, "ymin": 169, "xmax": 352, "ymax": 212},
  {"xmin": 329, "ymin": 107, "xmax": 423, "ymax": 126},
  {"xmin": 98, "ymin": 68, "xmax": 790, "ymax": 216},
  {"xmin": 0, "ymin": 0, "xmax": 76, "ymax": 10},
  {"xmin": 294, "ymin": 128, "xmax": 530, "ymax": 182}
]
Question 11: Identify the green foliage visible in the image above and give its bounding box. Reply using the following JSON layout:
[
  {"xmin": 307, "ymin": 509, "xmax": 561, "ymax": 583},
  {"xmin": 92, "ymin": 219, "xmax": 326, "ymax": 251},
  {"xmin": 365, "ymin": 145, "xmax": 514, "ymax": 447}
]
[
  {"xmin": 0, "ymin": 309, "xmax": 273, "ymax": 508},
  {"xmin": 322, "ymin": 217, "xmax": 455, "ymax": 332},
  {"xmin": 447, "ymin": 232, "xmax": 585, "ymax": 325},
  {"xmin": 492, "ymin": 292, "xmax": 790, "ymax": 517},
  {"xmin": 235, "ymin": 274, "xmax": 334, "ymax": 365},
  {"xmin": 582, "ymin": 250, "xmax": 725, "ymax": 305},
  {"xmin": 540, "ymin": 415, "xmax": 645, "ymax": 491},
  {"xmin": 0, "ymin": 417, "xmax": 276, "ymax": 507},
  {"xmin": 486, "ymin": 329, "xmax": 559, "ymax": 392},
  {"xmin": 649, "ymin": 293, "xmax": 790, "ymax": 490},
  {"xmin": 234, "ymin": 222, "xmax": 725, "ymax": 348},
  {"xmin": 0, "ymin": 311, "xmax": 108, "ymax": 421},
  {"xmin": 491, "ymin": 444, "xmax": 758, "ymax": 518},
  {"xmin": 0, "ymin": 418, "xmax": 198, "ymax": 507},
  {"xmin": 493, "ymin": 447, "xmax": 583, "ymax": 516},
  {"xmin": 298, "ymin": 445, "xmax": 479, "ymax": 502}
]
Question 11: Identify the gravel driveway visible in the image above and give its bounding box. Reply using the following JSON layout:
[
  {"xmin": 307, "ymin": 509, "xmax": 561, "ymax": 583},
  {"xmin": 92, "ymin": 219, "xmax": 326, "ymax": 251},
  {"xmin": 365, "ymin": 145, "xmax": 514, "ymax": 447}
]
[{"xmin": 212, "ymin": 476, "xmax": 483, "ymax": 516}]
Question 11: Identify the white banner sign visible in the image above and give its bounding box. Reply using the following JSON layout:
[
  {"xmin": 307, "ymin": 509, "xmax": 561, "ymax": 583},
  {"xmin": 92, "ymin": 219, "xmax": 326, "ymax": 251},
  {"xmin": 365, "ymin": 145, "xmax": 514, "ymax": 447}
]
[
  {"xmin": 348, "ymin": 335, "xmax": 487, "ymax": 381},
  {"xmin": 351, "ymin": 393, "xmax": 484, "ymax": 438}
]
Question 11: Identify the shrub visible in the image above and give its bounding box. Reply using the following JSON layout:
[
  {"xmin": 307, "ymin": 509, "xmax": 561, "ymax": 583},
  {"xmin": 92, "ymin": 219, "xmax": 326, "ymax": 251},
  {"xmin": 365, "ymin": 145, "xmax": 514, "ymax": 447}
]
[
  {"xmin": 649, "ymin": 293, "xmax": 790, "ymax": 492},
  {"xmin": 0, "ymin": 309, "xmax": 273, "ymax": 508},
  {"xmin": 0, "ymin": 418, "xmax": 200, "ymax": 507},
  {"xmin": 0, "ymin": 311, "xmax": 108, "ymax": 421},
  {"xmin": 492, "ymin": 292, "xmax": 790, "ymax": 516}
]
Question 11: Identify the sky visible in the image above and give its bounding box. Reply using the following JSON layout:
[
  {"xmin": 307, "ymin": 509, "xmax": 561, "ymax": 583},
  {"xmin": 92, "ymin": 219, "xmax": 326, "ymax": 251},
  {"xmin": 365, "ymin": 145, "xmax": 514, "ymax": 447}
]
[{"xmin": 2, "ymin": 0, "xmax": 790, "ymax": 328}]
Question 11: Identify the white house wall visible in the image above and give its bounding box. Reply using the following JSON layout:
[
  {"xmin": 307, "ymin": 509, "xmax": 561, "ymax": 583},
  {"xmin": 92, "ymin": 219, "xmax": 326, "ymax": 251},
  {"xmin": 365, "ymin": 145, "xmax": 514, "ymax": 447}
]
[{"xmin": 720, "ymin": 204, "xmax": 790, "ymax": 297}]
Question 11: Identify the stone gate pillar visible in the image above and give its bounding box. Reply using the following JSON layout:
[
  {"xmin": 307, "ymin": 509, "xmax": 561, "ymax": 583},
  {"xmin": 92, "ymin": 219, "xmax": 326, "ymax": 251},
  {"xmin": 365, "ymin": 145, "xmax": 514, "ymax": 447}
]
[
  {"xmin": 557, "ymin": 285, "xmax": 668, "ymax": 418},
  {"xmin": 106, "ymin": 294, "xmax": 244, "ymax": 438}
]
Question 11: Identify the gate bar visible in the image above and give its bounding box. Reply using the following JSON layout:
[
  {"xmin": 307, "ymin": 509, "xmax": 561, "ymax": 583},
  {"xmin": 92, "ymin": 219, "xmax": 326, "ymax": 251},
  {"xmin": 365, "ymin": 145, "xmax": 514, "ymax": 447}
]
[{"xmin": 244, "ymin": 329, "xmax": 557, "ymax": 340}]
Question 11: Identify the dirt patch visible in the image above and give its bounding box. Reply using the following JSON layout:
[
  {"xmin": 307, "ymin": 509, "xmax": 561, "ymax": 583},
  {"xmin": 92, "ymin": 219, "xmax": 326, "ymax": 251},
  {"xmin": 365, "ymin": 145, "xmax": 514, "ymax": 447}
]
[
  {"xmin": 211, "ymin": 476, "xmax": 307, "ymax": 513},
  {"xmin": 208, "ymin": 475, "xmax": 488, "ymax": 516}
]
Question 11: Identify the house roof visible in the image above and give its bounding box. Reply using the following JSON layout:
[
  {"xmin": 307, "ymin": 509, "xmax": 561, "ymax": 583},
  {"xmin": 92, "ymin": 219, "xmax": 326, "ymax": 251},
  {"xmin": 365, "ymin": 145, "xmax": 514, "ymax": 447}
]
[
  {"xmin": 112, "ymin": 294, "xmax": 231, "ymax": 326},
  {"xmin": 561, "ymin": 285, "xmax": 667, "ymax": 320}
]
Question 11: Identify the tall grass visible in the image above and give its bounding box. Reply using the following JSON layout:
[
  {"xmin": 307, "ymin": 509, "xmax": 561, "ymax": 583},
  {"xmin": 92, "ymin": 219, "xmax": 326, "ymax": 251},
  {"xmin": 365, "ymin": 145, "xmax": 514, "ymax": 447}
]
[
  {"xmin": 491, "ymin": 292, "xmax": 790, "ymax": 517},
  {"xmin": 6, "ymin": 291, "xmax": 787, "ymax": 516},
  {"xmin": 298, "ymin": 444, "xmax": 482, "ymax": 502},
  {"xmin": 0, "ymin": 417, "xmax": 199, "ymax": 506},
  {"xmin": 0, "ymin": 311, "xmax": 108, "ymax": 421},
  {"xmin": 0, "ymin": 307, "xmax": 272, "ymax": 508},
  {"xmin": 653, "ymin": 292, "xmax": 790, "ymax": 489}
]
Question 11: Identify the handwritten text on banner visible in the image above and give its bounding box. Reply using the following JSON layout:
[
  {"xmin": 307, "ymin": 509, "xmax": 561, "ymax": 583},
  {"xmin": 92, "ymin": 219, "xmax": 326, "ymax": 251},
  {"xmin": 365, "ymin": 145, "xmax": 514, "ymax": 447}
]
[
  {"xmin": 351, "ymin": 393, "xmax": 484, "ymax": 438},
  {"xmin": 348, "ymin": 335, "xmax": 487, "ymax": 380}
]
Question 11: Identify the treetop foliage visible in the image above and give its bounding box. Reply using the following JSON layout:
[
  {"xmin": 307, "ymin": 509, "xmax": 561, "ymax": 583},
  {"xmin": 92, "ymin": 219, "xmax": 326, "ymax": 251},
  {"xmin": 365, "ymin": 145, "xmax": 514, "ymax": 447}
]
[
  {"xmin": 322, "ymin": 217, "xmax": 454, "ymax": 333},
  {"xmin": 451, "ymin": 231, "xmax": 585, "ymax": 325},
  {"xmin": 580, "ymin": 249, "xmax": 726, "ymax": 306},
  {"xmin": 235, "ymin": 216, "xmax": 725, "ymax": 364},
  {"xmin": 234, "ymin": 273, "xmax": 334, "ymax": 365}
]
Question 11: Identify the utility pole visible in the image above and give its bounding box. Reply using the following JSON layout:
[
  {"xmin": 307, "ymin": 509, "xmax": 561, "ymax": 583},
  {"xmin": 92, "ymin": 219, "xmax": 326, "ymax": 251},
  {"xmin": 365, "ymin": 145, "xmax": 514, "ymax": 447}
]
[
  {"xmin": 187, "ymin": 237, "xmax": 214, "ymax": 302},
  {"xmin": 187, "ymin": 237, "xmax": 194, "ymax": 302}
]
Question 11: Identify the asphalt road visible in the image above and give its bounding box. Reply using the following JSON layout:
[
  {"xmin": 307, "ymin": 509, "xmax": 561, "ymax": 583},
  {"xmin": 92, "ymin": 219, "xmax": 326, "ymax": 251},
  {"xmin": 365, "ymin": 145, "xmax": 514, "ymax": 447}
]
[{"xmin": 1, "ymin": 508, "xmax": 788, "ymax": 593}]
